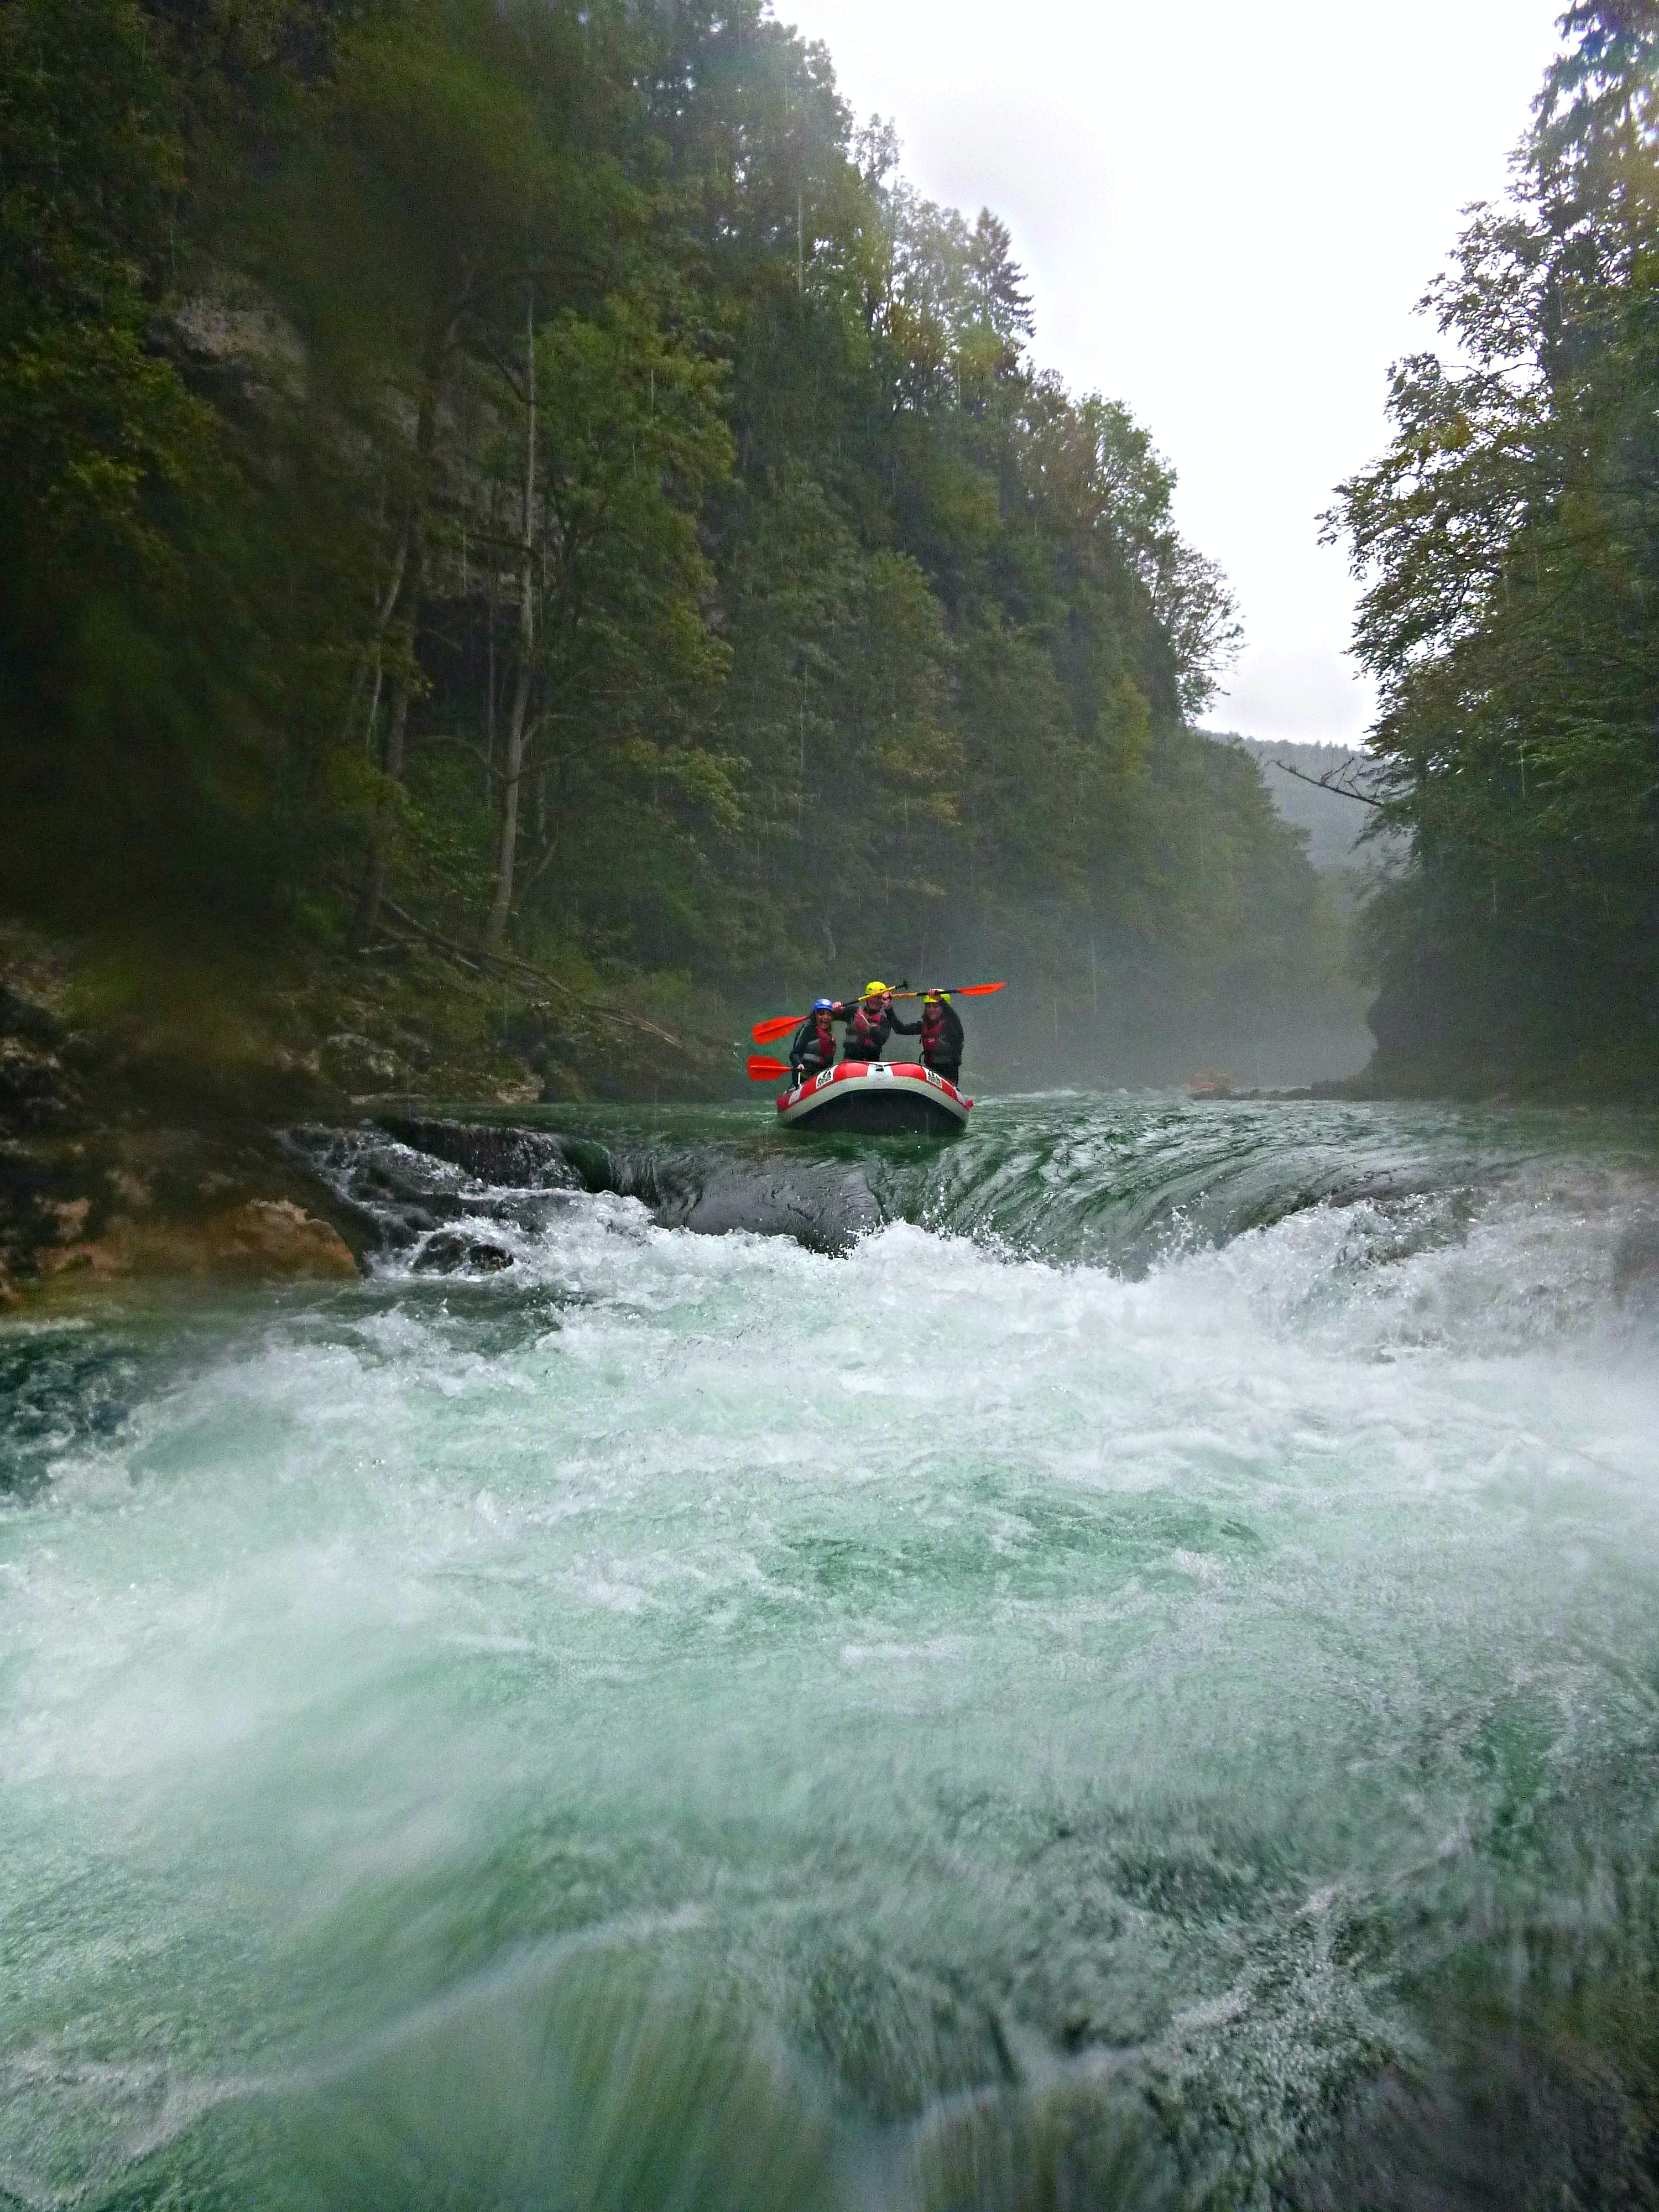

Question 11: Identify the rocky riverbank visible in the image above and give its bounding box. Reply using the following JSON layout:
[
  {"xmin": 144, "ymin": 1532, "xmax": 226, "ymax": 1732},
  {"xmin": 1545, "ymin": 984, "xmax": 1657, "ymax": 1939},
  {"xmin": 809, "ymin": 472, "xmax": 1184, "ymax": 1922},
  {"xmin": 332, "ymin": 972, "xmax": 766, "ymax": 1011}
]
[
  {"xmin": 0, "ymin": 925, "xmax": 719, "ymax": 1304},
  {"xmin": 1, "ymin": 950, "xmax": 357, "ymax": 1302}
]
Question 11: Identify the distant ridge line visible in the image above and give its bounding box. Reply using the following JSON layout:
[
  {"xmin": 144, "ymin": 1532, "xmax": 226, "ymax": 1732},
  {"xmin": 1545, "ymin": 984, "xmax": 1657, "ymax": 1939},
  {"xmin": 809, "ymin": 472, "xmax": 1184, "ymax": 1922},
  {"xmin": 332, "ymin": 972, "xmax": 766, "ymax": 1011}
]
[{"xmin": 1199, "ymin": 731, "xmax": 1394, "ymax": 873}]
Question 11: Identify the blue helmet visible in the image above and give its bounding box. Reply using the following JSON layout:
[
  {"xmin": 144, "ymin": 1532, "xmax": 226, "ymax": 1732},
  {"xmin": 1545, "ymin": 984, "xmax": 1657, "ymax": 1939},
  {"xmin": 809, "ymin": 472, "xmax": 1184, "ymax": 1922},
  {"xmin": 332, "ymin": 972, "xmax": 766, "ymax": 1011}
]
[{"xmin": 812, "ymin": 997, "xmax": 834, "ymax": 1011}]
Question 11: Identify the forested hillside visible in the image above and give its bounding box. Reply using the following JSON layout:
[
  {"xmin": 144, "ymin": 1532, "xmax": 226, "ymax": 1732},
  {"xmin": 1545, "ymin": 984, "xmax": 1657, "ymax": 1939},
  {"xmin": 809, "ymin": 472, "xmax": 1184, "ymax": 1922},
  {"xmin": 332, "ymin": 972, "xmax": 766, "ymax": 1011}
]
[
  {"xmin": 0, "ymin": 0, "xmax": 1362, "ymax": 1095},
  {"xmin": 1331, "ymin": 1, "xmax": 1659, "ymax": 1099}
]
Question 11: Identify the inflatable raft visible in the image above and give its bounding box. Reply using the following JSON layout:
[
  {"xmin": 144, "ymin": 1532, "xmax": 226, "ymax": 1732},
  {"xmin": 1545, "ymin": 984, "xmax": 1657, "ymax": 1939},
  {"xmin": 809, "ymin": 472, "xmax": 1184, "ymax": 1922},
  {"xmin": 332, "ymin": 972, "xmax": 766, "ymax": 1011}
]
[{"xmin": 776, "ymin": 1060, "xmax": 971, "ymax": 1135}]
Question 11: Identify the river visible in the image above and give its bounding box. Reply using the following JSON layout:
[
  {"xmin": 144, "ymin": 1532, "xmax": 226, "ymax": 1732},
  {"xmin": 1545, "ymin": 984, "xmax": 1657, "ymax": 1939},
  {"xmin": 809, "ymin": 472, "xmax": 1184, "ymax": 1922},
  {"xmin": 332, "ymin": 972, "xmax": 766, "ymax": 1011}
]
[{"xmin": 4, "ymin": 1094, "xmax": 1659, "ymax": 2210}]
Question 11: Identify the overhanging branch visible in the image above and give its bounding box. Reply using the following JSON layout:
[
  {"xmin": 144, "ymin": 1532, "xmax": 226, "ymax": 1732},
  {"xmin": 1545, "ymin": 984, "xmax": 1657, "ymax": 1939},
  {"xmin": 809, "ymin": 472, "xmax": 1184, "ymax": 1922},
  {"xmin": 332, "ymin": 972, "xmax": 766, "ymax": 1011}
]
[{"xmin": 1268, "ymin": 757, "xmax": 1390, "ymax": 809}]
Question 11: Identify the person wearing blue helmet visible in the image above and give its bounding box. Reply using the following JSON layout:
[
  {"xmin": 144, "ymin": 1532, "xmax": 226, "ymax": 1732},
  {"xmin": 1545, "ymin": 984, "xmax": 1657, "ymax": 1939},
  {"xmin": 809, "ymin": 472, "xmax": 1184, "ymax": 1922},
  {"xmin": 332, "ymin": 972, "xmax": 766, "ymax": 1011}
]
[{"xmin": 789, "ymin": 997, "xmax": 844, "ymax": 1087}]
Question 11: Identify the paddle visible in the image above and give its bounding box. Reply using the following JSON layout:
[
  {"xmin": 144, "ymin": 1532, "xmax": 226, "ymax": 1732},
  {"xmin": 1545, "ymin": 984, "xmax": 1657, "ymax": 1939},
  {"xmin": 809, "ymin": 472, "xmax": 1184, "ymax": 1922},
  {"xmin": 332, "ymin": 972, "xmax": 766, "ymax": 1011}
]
[
  {"xmin": 750, "ymin": 980, "xmax": 1005, "ymax": 1046},
  {"xmin": 757, "ymin": 987, "xmax": 1013, "ymax": 1044},
  {"xmin": 892, "ymin": 980, "xmax": 1006, "ymax": 1003},
  {"xmin": 750, "ymin": 1012, "xmax": 822, "ymax": 1045},
  {"xmin": 747, "ymin": 1054, "xmax": 790, "ymax": 1082},
  {"xmin": 750, "ymin": 1013, "xmax": 819, "ymax": 1045}
]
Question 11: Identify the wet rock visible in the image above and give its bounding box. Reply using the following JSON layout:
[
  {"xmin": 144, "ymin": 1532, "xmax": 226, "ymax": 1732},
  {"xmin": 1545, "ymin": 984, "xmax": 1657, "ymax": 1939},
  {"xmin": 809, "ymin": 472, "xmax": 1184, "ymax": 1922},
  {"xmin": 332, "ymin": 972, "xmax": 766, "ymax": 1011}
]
[
  {"xmin": 0, "ymin": 967, "xmax": 84, "ymax": 1135},
  {"xmin": 200, "ymin": 1199, "xmax": 361, "ymax": 1278},
  {"xmin": 36, "ymin": 1199, "xmax": 359, "ymax": 1284},
  {"xmin": 556, "ymin": 1137, "xmax": 881, "ymax": 1253},
  {"xmin": 411, "ymin": 1230, "xmax": 515, "ymax": 1275},
  {"xmin": 675, "ymin": 1161, "xmax": 880, "ymax": 1251},
  {"xmin": 47, "ymin": 1197, "xmax": 92, "ymax": 1240},
  {"xmin": 0, "ymin": 980, "xmax": 62, "ymax": 1050},
  {"xmin": 373, "ymin": 1117, "xmax": 580, "ymax": 1191},
  {"xmin": 500, "ymin": 1007, "xmax": 576, "ymax": 1089},
  {"xmin": 320, "ymin": 1032, "xmax": 407, "ymax": 1094},
  {"xmin": 1614, "ymin": 1219, "xmax": 1659, "ymax": 1305},
  {"xmin": 288, "ymin": 1125, "xmax": 596, "ymax": 1259},
  {"xmin": 1, "ymin": 1135, "xmax": 97, "ymax": 1301},
  {"xmin": 0, "ymin": 1036, "xmax": 79, "ymax": 1128},
  {"xmin": 307, "ymin": 1119, "xmax": 884, "ymax": 1258}
]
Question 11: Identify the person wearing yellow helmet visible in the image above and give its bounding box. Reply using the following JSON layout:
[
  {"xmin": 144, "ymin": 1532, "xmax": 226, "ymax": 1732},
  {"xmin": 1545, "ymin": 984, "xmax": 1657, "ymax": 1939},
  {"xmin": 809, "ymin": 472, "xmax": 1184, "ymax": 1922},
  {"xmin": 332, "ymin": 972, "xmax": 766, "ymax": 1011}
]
[
  {"xmin": 844, "ymin": 979, "xmax": 919, "ymax": 1064},
  {"xmin": 918, "ymin": 991, "xmax": 964, "ymax": 1083}
]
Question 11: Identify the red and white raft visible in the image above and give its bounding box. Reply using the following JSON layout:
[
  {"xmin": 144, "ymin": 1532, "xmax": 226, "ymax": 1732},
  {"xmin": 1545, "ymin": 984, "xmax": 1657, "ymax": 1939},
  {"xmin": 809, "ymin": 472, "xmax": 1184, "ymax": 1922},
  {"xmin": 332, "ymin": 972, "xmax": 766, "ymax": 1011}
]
[{"xmin": 776, "ymin": 1060, "xmax": 972, "ymax": 1135}]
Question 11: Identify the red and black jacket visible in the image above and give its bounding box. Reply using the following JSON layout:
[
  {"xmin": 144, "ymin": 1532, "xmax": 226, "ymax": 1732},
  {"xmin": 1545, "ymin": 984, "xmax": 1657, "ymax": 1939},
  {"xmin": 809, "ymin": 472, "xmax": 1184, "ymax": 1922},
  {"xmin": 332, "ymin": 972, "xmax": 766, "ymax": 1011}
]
[
  {"xmin": 789, "ymin": 1010, "xmax": 841, "ymax": 1082},
  {"xmin": 845, "ymin": 999, "xmax": 918, "ymax": 1061},
  {"xmin": 919, "ymin": 1001, "xmax": 963, "ymax": 1074}
]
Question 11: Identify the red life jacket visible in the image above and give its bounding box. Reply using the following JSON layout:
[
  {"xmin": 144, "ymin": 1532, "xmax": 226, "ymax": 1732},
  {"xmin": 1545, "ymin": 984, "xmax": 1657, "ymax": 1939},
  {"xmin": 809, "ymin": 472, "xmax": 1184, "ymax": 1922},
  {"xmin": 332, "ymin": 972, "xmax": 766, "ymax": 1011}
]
[
  {"xmin": 794, "ymin": 1013, "xmax": 835, "ymax": 1077},
  {"xmin": 921, "ymin": 1007, "xmax": 946, "ymax": 1060},
  {"xmin": 849, "ymin": 1000, "xmax": 887, "ymax": 1057}
]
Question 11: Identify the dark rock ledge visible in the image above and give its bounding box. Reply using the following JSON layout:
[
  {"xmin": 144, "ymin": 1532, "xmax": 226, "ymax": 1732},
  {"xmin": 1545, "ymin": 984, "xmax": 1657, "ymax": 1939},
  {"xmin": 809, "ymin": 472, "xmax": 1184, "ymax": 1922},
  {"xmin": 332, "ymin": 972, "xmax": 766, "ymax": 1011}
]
[{"xmin": 0, "ymin": 971, "xmax": 364, "ymax": 1304}]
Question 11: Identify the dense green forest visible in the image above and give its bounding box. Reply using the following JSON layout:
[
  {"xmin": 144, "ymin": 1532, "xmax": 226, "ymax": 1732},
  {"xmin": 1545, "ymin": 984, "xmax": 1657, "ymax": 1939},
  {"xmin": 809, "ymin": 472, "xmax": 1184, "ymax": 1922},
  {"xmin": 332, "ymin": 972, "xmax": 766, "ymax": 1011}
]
[
  {"xmin": 1331, "ymin": 1, "xmax": 1659, "ymax": 1097},
  {"xmin": 0, "ymin": 0, "xmax": 1364, "ymax": 1094}
]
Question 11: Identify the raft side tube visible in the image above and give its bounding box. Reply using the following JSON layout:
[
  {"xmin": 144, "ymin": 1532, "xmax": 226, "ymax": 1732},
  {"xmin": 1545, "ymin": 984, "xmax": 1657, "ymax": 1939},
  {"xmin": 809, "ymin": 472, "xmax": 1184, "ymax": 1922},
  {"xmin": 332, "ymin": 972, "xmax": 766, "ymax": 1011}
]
[{"xmin": 776, "ymin": 1061, "xmax": 971, "ymax": 1135}]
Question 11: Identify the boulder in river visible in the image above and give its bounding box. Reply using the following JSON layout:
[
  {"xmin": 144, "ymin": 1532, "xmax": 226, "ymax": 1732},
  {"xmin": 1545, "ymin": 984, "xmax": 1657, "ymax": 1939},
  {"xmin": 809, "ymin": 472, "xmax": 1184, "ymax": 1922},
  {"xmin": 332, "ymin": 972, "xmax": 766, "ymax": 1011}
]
[
  {"xmin": 36, "ymin": 1198, "xmax": 359, "ymax": 1284},
  {"xmin": 411, "ymin": 1230, "xmax": 516, "ymax": 1274},
  {"xmin": 1613, "ymin": 1218, "xmax": 1659, "ymax": 1305}
]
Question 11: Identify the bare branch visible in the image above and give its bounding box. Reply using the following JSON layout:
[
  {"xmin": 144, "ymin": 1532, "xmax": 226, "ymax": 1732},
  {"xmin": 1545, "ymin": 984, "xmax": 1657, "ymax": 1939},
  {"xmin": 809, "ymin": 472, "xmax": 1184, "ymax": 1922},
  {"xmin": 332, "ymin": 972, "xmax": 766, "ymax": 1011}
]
[{"xmin": 1268, "ymin": 757, "xmax": 1391, "ymax": 809}]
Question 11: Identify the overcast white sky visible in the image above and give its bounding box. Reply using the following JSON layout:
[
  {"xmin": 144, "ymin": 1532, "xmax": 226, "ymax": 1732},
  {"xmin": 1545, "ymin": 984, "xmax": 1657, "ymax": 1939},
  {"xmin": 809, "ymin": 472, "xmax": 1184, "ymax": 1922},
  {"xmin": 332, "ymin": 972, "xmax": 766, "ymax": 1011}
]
[{"xmin": 774, "ymin": 0, "xmax": 1565, "ymax": 745}]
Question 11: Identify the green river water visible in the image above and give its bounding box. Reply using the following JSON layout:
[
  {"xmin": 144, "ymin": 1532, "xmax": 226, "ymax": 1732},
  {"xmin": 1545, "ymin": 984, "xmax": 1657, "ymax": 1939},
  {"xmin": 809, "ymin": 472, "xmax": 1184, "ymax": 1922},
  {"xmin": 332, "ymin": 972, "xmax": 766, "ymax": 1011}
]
[{"xmin": 4, "ymin": 1093, "xmax": 1659, "ymax": 2209}]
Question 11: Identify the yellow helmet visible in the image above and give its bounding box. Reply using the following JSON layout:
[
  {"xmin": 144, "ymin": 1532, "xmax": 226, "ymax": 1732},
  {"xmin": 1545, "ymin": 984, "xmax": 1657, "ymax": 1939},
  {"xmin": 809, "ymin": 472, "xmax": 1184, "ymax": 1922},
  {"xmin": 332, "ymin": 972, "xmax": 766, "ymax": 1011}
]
[
  {"xmin": 923, "ymin": 992, "xmax": 941, "ymax": 1004},
  {"xmin": 864, "ymin": 980, "xmax": 887, "ymax": 998}
]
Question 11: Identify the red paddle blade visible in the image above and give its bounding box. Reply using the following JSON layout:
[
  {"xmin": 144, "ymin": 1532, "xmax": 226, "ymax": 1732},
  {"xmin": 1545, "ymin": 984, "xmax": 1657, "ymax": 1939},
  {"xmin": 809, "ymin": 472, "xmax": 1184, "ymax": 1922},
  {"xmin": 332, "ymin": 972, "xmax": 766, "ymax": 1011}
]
[
  {"xmin": 747, "ymin": 1054, "xmax": 789, "ymax": 1081},
  {"xmin": 751, "ymin": 1013, "xmax": 805, "ymax": 1045}
]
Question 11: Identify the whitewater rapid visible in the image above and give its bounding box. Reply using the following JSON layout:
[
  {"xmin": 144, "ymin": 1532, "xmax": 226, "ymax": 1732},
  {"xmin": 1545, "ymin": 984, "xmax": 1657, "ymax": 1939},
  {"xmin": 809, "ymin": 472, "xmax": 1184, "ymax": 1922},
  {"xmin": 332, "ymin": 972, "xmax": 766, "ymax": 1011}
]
[{"xmin": 3, "ymin": 1095, "xmax": 1658, "ymax": 2209}]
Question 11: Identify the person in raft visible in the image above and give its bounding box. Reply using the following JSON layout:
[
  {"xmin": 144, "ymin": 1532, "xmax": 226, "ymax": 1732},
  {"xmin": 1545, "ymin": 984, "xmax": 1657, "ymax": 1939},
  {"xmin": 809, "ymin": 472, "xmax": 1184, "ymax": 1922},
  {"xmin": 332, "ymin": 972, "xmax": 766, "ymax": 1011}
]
[
  {"xmin": 918, "ymin": 991, "xmax": 964, "ymax": 1084},
  {"xmin": 789, "ymin": 998, "xmax": 843, "ymax": 1088},
  {"xmin": 843, "ymin": 980, "xmax": 920, "ymax": 1063}
]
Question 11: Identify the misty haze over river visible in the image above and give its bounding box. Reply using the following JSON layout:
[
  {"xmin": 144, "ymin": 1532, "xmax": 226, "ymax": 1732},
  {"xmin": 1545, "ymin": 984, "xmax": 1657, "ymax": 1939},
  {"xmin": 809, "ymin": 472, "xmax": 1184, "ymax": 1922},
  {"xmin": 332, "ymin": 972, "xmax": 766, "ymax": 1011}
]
[{"xmin": 6, "ymin": 1094, "xmax": 1659, "ymax": 2209}]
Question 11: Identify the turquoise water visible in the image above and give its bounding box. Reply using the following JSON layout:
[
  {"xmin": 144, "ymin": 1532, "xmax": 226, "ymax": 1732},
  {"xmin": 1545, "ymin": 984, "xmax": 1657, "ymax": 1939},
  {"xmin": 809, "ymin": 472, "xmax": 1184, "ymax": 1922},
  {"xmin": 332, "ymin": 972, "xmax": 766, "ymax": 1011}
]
[{"xmin": 3, "ymin": 1094, "xmax": 1659, "ymax": 2208}]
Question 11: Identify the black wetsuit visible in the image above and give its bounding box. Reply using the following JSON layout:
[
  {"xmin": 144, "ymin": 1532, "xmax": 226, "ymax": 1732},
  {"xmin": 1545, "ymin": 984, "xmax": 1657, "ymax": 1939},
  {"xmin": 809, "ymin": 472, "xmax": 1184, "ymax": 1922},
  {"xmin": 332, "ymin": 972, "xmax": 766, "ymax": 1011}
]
[
  {"xmin": 919, "ymin": 1001, "xmax": 964, "ymax": 1083},
  {"xmin": 789, "ymin": 1012, "xmax": 841, "ymax": 1087}
]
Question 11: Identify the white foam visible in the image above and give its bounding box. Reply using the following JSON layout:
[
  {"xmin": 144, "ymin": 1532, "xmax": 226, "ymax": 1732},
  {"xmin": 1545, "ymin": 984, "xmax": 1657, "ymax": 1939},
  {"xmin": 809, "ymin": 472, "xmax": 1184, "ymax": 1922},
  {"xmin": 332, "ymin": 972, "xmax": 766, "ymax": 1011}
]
[{"xmin": 4, "ymin": 1118, "xmax": 1659, "ymax": 2200}]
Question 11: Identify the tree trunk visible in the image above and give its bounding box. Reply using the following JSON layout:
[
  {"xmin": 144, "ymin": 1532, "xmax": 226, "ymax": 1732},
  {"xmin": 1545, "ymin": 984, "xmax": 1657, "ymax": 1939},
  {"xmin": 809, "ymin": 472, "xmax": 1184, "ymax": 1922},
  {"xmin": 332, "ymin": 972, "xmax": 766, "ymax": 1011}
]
[
  {"xmin": 354, "ymin": 361, "xmax": 438, "ymax": 951},
  {"xmin": 486, "ymin": 286, "xmax": 537, "ymax": 951},
  {"xmin": 353, "ymin": 642, "xmax": 416, "ymax": 950},
  {"xmin": 486, "ymin": 657, "xmax": 533, "ymax": 947},
  {"xmin": 353, "ymin": 557, "xmax": 424, "ymax": 948},
  {"xmin": 340, "ymin": 526, "xmax": 408, "ymax": 763}
]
